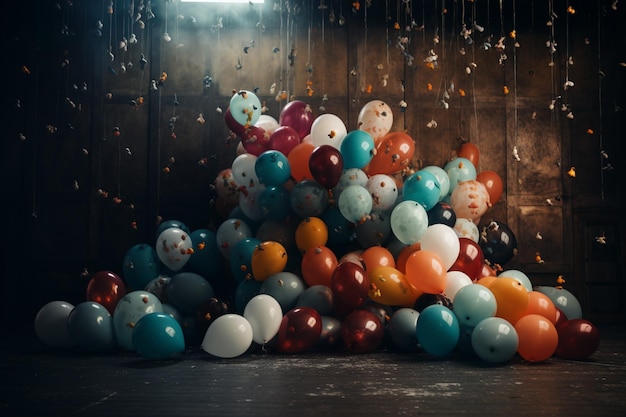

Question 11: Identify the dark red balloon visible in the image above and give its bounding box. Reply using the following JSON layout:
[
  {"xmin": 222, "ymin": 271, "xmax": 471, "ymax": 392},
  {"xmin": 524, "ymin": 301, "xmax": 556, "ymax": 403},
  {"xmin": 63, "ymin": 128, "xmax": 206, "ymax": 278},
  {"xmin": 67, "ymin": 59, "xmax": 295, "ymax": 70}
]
[
  {"xmin": 225, "ymin": 107, "xmax": 246, "ymax": 135},
  {"xmin": 196, "ymin": 297, "xmax": 231, "ymax": 337},
  {"xmin": 269, "ymin": 126, "xmax": 300, "ymax": 156},
  {"xmin": 341, "ymin": 309, "xmax": 385, "ymax": 353},
  {"xmin": 276, "ymin": 307, "xmax": 322, "ymax": 353},
  {"xmin": 240, "ymin": 125, "xmax": 270, "ymax": 156},
  {"xmin": 86, "ymin": 271, "xmax": 127, "ymax": 314},
  {"xmin": 331, "ymin": 262, "xmax": 370, "ymax": 309},
  {"xmin": 309, "ymin": 145, "xmax": 344, "ymax": 189},
  {"xmin": 555, "ymin": 319, "xmax": 600, "ymax": 360},
  {"xmin": 279, "ymin": 100, "xmax": 315, "ymax": 139},
  {"xmin": 449, "ymin": 238, "xmax": 485, "ymax": 280}
]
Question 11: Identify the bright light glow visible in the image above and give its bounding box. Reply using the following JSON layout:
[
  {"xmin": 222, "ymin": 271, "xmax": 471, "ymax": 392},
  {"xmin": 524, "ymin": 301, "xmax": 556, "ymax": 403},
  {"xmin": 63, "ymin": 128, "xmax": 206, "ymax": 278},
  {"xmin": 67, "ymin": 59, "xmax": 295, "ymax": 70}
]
[{"xmin": 181, "ymin": 0, "xmax": 265, "ymax": 3}]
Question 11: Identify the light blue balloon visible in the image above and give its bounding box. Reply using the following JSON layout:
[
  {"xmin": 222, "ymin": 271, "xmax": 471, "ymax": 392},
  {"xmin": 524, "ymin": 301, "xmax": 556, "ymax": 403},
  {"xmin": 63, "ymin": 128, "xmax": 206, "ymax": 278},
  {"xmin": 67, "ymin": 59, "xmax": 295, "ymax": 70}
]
[
  {"xmin": 216, "ymin": 218, "xmax": 253, "ymax": 259},
  {"xmin": 290, "ymin": 180, "xmax": 330, "ymax": 218},
  {"xmin": 132, "ymin": 312, "xmax": 185, "ymax": 360},
  {"xmin": 337, "ymin": 184, "xmax": 372, "ymax": 223},
  {"xmin": 422, "ymin": 165, "xmax": 450, "ymax": 201},
  {"xmin": 296, "ymin": 285, "xmax": 334, "ymax": 316},
  {"xmin": 260, "ymin": 271, "xmax": 306, "ymax": 313},
  {"xmin": 122, "ymin": 244, "xmax": 160, "ymax": 291},
  {"xmin": 255, "ymin": 150, "xmax": 291, "ymax": 186},
  {"xmin": 333, "ymin": 168, "xmax": 368, "ymax": 199},
  {"xmin": 67, "ymin": 301, "xmax": 117, "ymax": 352},
  {"xmin": 499, "ymin": 269, "xmax": 533, "ymax": 292},
  {"xmin": 388, "ymin": 308, "xmax": 420, "ymax": 352},
  {"xmin": 416, "ymin": 304, "xmax": 460, "ymax": 357},
  {"xmin": 390, "ymin": 200, "xmax": 428, "ymax": 244},
  {"xmin": 443, "ymin": 157, "xmax": 477, "ymax": 195},
  {"xmin": 452, "ymin": 284, "xmax": 497, "ymax": 327},
  {"xmin": 402, "ymin": 169, "xmax": 441, "ymax": 211},
  {"xmin": 113, "ymin": 291, "xmax": 163, "ymax": 351},
  {"xmin": 229, "ymin": 90, "xmax": 262, "ymax": 127},
  {"xmin": 340, "ymin": 130, "xmax": 375, "ymax": 169},
  {"xmin": 166, "ymin": 272, "xmax": 215, "ymax": 315},
  {"xmin": 186, "ymin": 229, "xmax": 221, "ymax": 279},
  {"xmin": 471, "ymin": 317, "xmax": 519, "ymax": 363},
  {"xmin": 230, "ymin": 237, "xmax": 262, "ymax": 283},
  {"xmin": 258, "ymin": 185, "xmax": 292, "ymax": 220}
]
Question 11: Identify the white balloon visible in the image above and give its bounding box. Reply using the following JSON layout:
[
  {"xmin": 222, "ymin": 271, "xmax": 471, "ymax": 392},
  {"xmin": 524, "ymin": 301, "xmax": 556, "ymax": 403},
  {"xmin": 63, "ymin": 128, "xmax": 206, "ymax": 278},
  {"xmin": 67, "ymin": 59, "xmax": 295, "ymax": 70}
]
[
  {"xmin": 243, "ymin": 294, "xmax": 283, "ymax": 344},
  {"xmin": 366, "ymin": 174, "xmax": 399, "ymax": 212},
  {"xmin": 310, "ymin": 114, "xmax": 347, "ymax": 149},
  {"xmin": 156, "ymin": 227, "xmax": 193, "ymax": 271},
  {"xmin": 231, "ymin": 153, "xmax": 259, "ymax": 188},
  {"xmin": 34, "ymin": 301, "xmax": 75, "ymax": 348},
  {"xmin": 202, "ymin": 314, "xmax": 253, "ymax": 358},
  {"xmin": 255, "ymin": 115, "xmax": 280, "ymax": 135},
  {"xmin": 216, "ymin": 218, "xmax": 252, "ymax": 259},
  {"xmin": 420, "ymin": 224, "xmax": 461, "ymax": 270},
  {"xmin": 444, "ymin": 271, "xmax": 473, "ymax": 301}
]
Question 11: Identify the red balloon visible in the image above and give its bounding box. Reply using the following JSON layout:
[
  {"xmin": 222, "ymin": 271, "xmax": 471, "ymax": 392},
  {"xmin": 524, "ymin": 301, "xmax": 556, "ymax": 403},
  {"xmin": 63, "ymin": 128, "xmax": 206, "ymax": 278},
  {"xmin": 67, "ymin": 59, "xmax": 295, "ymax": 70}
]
[
  {"xmin": 331, "ymin": 262, "xmax": 370, "ymax": 309},
  {"xmin": 269, "ymin": 126, "xmax": 300, "ymax": 156},
  {"xmin": 301, "ymin": 246, "xmax": 338, "ymax": 287},
  {"xmin": 457, "ymin": 142, "xmax": 480, "ymax": 168},
  {"xmin": 309, "ymin": 145, "xmax": 344, "ymax": 189},
  {"xmin": 240, "ymin": 125, "xmax": 271, "ymax": 156},
  {"xmin": 341, "ymin": 309, "xmax": 385, "ymax": 353},
  {"xmin": 276, "ymin": 307, "xmax": 322, "ymax": 353},
  {"xmin": 367, "ymin": 131, "xmax": 415, "ymax": 175},
  {"xmin": 225, "ymin": 107, "xmax": 246, "ymax": 135},
  {"xmin": 555, "ymin": 319, "xmax": 600, "ymax": 360},
  {"xmin": 86, "ymin": 271, "xmax": 127, "ymax": 314},
  {"xmin": 449, "ymin": 238, "xmax": 485, "ymax": 280},
  {"xmin": 476, "ymin": 170, "xmax": 504, "ymax": 205},
  {"xmin": 279, "ymin": 100, "xmax": 315, "ymax": 139}
]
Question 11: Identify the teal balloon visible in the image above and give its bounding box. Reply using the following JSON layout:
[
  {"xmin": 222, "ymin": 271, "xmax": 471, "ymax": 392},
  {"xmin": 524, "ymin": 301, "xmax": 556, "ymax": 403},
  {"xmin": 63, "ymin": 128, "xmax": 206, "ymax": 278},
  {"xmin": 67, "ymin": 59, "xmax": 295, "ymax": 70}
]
[
  {"xmin": 166, "ymin": 272, "xmax": 215, "ymax": 315},
  {"xmin": 443, "ymin": 157, "xmax": 476, "ymax": 195},
  {"xmin": 390, "ymin": 200, "xmax": 428, "ymax": 245},
  {"xmin": 337, "ymin": 184, "xmax": 372, "ymax": 223},
  {"xmin": 122, "ymin": 244, "xmax": 161, "ymax": 291},
  {"xmin": 235, "ymin": 279, "xmax": 262, "ymax": 314},
  {"xmin": 416, "ymin": 304, "xmax": 460, "ymax": 357},
  {"xmin": 113, "ymin": 291, "xmax": 163, "ymax": 351},
  {"xmin": 403, "ymin": 169, "xmax": 441, "ymax": 211},
  {"xmin": 471, "ymin": 317, "xmax": 519, "ymax": 363},
  {"xmin": 67, "ymin": 301, "xmax": 117, "ymax": 352},
  {"xmin": 322, "ymin": 205, "xmax": 354, "ymax": 248},
  {"xmin": 452, "ymin": 284, "xmax": 497, "ymax": 327},
  {"xmin": 534, "ymin": 286, "xmax": 582, "ymax": 320},
  {"xmin": 290, "ymin": 180, "xmax": 329, "ymax": 218},
  {"xmin": 258, "ymin": 185, "xmax": 292, "ymax": 220},
  {"xmin": 340, "ymin": 130, "xmax": 375, "ymax": 169},
  {"xmin": 422, "ymin": 165, "xmax": 450, "ymax": 201},
  {"xmin": 229, "ymin": 90, "xmax": 262, "ymax": 127},
  {"xmin": 388, "ymin": 308, "xmax": 420, "ymax": 352},
  {"xmin": 260, "ymin": 272, "xmax": 306, "ymax": 313},
  {"xmin": 156, "ymin": 220, "xmax": 190, "ymax": 239},
  {"xmin": 186, "ymin": 229, "xmax": 221, "ymax": 278},
  {"xmin": 230, "ymin": 237, "xmax": 262, "ymax": 283},
  {"xmin": 132, "ymin": 312, "xmax": 185, "ymax": 360},
  {"xmin": 255, "ymin": 150, "xmax": 291, "ymax": 186}
]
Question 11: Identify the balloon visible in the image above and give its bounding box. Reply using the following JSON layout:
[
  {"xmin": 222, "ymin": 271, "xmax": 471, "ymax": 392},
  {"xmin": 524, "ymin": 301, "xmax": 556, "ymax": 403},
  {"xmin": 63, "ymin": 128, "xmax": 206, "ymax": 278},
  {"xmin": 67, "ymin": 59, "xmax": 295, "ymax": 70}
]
[
  {"xmin": 420, "ymin": 224, "xmax": 460, "ymax": 271},
  {"xmin": 453, "ymin": 218, "xmax": 480, "ymax": 242},
  {"xmin": 337, "ymin": 185, "xmax": 372, "ymax": 223},
  {"xmin": 534, "ymin": 286, "xmax": 582, "ymax": 320},
  {"xmin": 449, "ymin": 238, "xmax": 485, "ymax": 280},
  {"xmin": 113, "ymin": 291, "xmax": 163, "ymax": 351},
  {"xmin": 403, "ymin": 169, "xmax": 441, "ymax": 211},
  {"xmin": 478, "ymin": 220, "xmax": 518, "ymax": 267},
  {"xmin": 251, "ymin": 241, "xmax": 288, "ymax": 281},
  {"xmin": 215, "ymin": 168, "xmax": 241, "ymax": 205},
  {"xmin": 260, "ymin": 272, "xmax": 306, "ymax": 313},
  {"xmin": 355, "ymin": 211, "xmax": 392, "ymax": 248},
  {"xmin": 255, "ymin": 150, "xmax": 291, "ymax": 186},
  {"xmin": 186, "ymin": 229, "xmax": 221, "ymax": 279},
  {"xmin": 490, "ymin": 277, "xmax": 529, "ymax": 324},
  {"xmin": 368, "ymin": 266, "xmax": 416, "ymax": 306},
  {"xmin": 476, "ymin": 170, "xmax": 504, "ymax": 205},
  {"xmin": 395, "ymin": 242, "xmax": 421, "ymax": 274},
  {"xmin": 287, "ymin": 142, "xmax": 315, "ymax": 182},
  {"xmin": 450, "ymin": 180, "xmax": 491, "ymax": 224},
  {"xmin": 322, "ymin": 206, "xmax": 354, "ymax": 248},
  {"xmin": 67, "ymin": 301, "xmax": 117, "ymax": 352},
  {"xmin": 367, "ymin": 131, "xmax": 415, "ymax": 175},
  {"xmin": 234, "ymin": 279, "xmax": 263, "ymax": 314},
  {"xmin": 290, "ymin": 180, "xmax": 329, "ymax": 218},
  {"xmin": 471, "ymin": 317, "xmax": 519, "ymax": 363},
  {"xmin": 331, "ymin": 261, "xmax": 370, "ymax": 309},
  {"xmin": 255, "ymin": 114, "xmax": 280, "ymax": 135},
  {"xmin": 334, "ymin": 168, "xmax": 369, "ymax": 198},
  {"xmin": 269, "ymin": 126, "xmax": 300, "ymax": 156},
  {"xmin": 443, "ymin": 157, "xmax": 477, "ymax": 195},
  {"xmin": 301, "ymin": 246, "xmax": 338, "ymax": 287},
  {"xmin": 225, "ymin": 107, "xmax": 247, "ymax": 135},
  {"xmin": 476, "ymin": 275, "xmax": 498, "ymax": 288},
  {"xmin": 276, "ymin": 307, "xmax": 323, "ymax": 353},
  {"xmin": 166, "ymin": 272, "xmax": 215, "ymax": 315},
  {"xmin": 34, "ymin": 301, "xmax": 75, "ymax": 349},
  {"xmin": 243, "ymin": 294, "xmax": 283, "ymax": 345},
  {"xmin": 360, "ymin": 245, "xmax": 396, "ymax": 271},
  {"xmin": 427, "ymin": 202, "xmax": 456, "ymax": 227},
  {"xmin": 229, "ymin": 90, "xmax": 262, "ymax": 128},
  {"xmin": 238, "ymin": 183, "xmax": 266, "ymax": 223},
  {"xmin": 456, "ymin": 142, "xmax": 480, "ymax": 168},
  {"xmin": 340, "ymin": 130, "xmax": 375, "ymax": 169},
  {"xmin": 195, "ymin": 297, "xmax": 232, "ymax": 338},
  {"xmin": 499, "ymin": 269, "xmax": 533, "ymax": 292},
  {"xmin": 555, "ymin": 319, "xmax": 600, "ymax": 360},
  {"xmin": 405, "ymin": 249, "xmax": 447, "ymax": 295},
  {"xmin": 296, "ymin": 285, "xmax": 334, "ymax": 316},
  {"xmin": 279, "ymin": 100, "xmax": 315, "ymax": 139},
  {"xmin": 295, "ymin": 217, "xmax": 328, "ymax": 253},
  {"xmin": 257, "ymin": 185, "xmax": 292, "ymax": 221},
  {"xmin": 309, "ymin": 144, "xmax": 344, "ymax": 189},
  {"xmin": 422, "ymin": 166, "xmax": 450, "ymax": 201},
  {"xmin": 514, "ymin": 314, "xmax": 559, "ymax": 362},
  {"xmin": 240, "ymin": 125, "xmax": 271, "ymax": 156},
  {"xmin": 390, "ymin": 200, "xmax": 429, "ymax": 245},
  {"xmin": 388, "ymin": 308, "xmax": 420, "ymax": 351},
  {"xmin": 318, "ymin": 315, "xmax": 343, "ymax": 349},
  {"xmin": 231, "ymin": 153, "xmax": 260, "ymax": 190},
  {"xmin": 132, "ymin": 312, "xmax": 185, "ymax": 360},
  {"xmin": 86, "ymin": 271, "xmax": 127, "ymax": 315},
  {"xmin": 202, "ymin": 314, "xmax": 253, "ymax": 358},
  {"xmin": 365, "ymin": 174, "xmax": 398, "ymax": 212},
  {"xmin": 452, "ymin": 284, "xmax": 497, "ymax": 327},
  {"xmin": 309, "ymin": 113, "xmax": 347, "ymax": 149},
  {"xmin": 444, "ymin": 270, "xmax": 473, "ymax": 301},
  {"xmin": 216, "ymin": 218, "xmax": 252, "ymax": 259},
  {"xmin": 524, "ymin": 291, "xmax": 558, "ymax": 324},
  {"xmin": 230, "ymin": 237, "xmax": 262, "ymax": 283},
  {"xmin": 416, "ymin": 304, "xmax": 460, "ymax": 357},
  {"xmin": 357, "ymin": 100, "xmax": 394, "ymax": 141},
  {"xmin": 341, "ymin": 309, "xmax": 385, "ymax": 353},
  {"xmin": 156, "ymin": 227, "xmax": 193, "ymax": 272},
  {"xmin": 255, "ymin": 218, "xmax": 296, "ymax": 251},
  {"xmin": 122, "ymin": 244, "xmax": 160, "ymax": 291}
]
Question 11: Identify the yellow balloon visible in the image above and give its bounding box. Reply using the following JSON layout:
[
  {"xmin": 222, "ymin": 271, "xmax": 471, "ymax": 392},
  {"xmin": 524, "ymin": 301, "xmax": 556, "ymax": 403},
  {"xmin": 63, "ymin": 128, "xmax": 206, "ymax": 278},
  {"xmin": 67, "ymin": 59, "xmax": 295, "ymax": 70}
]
[
  {"xmin": 295, "ymin": 217, "xmax": 328, "ymax": 253},
  {"xmin": 251, "ymin": 241, "xmax": 288, "ymax": 281},
  {"xmin": 368, "ymin": 266, "xmax": 416, "ymax": 306}
]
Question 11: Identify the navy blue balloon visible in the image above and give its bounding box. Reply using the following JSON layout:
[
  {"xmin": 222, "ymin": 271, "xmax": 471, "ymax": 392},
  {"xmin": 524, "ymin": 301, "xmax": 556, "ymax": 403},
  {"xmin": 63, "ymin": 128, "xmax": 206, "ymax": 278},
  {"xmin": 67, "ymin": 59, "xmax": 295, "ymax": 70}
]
[
  {"xmin": 67, "ymin": 301, "xmax": 117, "ymax": 352},
  {"xmin": 166, "ymin": 272, "xmax": 215, "ymax": 315},
  {"xmin": 416, "ymin": 304, "xmax": 460, "ymax": 357},
  {"xmin": 427, "ymin": 202, "xmax": 457, "ymax": 227},
  {"xmin": 132, "ymin": 312, "xmax": 185, "ymax": 360}
]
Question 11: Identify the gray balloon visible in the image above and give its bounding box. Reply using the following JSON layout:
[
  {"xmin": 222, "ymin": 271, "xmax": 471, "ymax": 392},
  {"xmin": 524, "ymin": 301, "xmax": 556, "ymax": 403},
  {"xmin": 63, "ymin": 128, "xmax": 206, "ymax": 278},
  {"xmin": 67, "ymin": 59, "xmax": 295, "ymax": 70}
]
[
  {"xmin": 296, "ymin": 285, "xmax": 334, "ymax": 316},
  {"xmin": 67, "ymin": 301, "xmax": 117, "ymax": 352}
]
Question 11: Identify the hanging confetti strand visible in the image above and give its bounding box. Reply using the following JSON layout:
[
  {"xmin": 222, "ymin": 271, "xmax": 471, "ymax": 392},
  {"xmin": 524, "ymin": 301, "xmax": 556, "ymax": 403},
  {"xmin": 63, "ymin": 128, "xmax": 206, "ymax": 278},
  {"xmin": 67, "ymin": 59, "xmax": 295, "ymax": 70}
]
[
  {"xmin": 469, "ymin": 0, "xmax": 480, "ymax": 149},
  {"xmin": 597, "ymin": 0, "xmax": 606, "ymax": 200}
]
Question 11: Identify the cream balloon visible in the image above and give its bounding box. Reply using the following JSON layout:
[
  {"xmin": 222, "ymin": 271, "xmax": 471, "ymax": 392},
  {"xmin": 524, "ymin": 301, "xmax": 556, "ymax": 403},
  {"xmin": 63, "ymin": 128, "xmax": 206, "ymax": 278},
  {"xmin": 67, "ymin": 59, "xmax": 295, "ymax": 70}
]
[
  {"xmin": 444, "ymin": 270, "xmax": 473, "ymax": 301},
  {"xmin": 156, "ymin": 227, "xmax": 193, "ymax": 272},
  {"xmin": 453, "ymin": 218, "xmax": 480, "ymax": 243},
  {"xmin": 357, "ymin": 100, "xmax": 394, "ymax": 141},
  {"xmin": 450, "ymin": 180, "xmax": 491, "ymax": 224}
]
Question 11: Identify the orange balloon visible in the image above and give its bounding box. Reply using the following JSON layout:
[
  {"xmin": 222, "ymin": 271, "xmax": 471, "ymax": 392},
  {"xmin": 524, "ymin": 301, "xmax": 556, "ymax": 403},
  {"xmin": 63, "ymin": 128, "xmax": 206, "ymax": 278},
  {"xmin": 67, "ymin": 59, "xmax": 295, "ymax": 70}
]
[
  {"xmin": 404, "ymin": 249, "xmax": 447, "ymax": 295},
  {"xmin": 395, "ymin": 242, "xmax": 421, "ymax": 274},
  {"xmin": 288, "ymin": 142, "xmax": 315, "ymax": 182},
  {"xmin": 295, "ymin": 217, "xmax": 328, "ymax": 253},
  {"xmin": 524, "ymin": 291, "xmax": 558, "ymax": 325},
  {"xmin": 514, "ymin": 314, "xmax": 559, "ymax": 362},
  {"xmin": 366, "ymin": 131, "xmax": 415, "ymax": 175},
  {"xmin": 251, "ymin": 241, "xmax": 288, "ymax": 281},
  {"xmin": 457, "ymin": 142, "xmax": 480, "ymax": 168},
  {"xmin": 368, "ymin": 266, "xmax": 416, "ymax": 306},
  {"xmin": 476, "ymin": 275, "xmax": 497, "ymax": 288},
  {"xmin": 476, "ymin": 170, "xmax": 504, "ymax": 205},
  {"xmin": 301, "ymin": 246, "xmax": 338, "ymax": 287},
  {"xmin": 489, "ymin": 277, "xmax": 529, "ymax": 324},
  {"xmin": 361, "ymin": 246, "xmax": 396, "ymax": 272}
]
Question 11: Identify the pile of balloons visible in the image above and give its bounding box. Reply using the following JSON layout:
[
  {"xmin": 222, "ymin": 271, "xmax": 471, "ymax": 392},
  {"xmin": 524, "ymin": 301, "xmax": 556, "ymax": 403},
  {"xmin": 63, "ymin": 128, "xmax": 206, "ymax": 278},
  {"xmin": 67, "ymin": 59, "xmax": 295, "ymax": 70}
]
[{"xmin": 34, "ymin": 93, "xmax": 600, "ymax": 364}]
